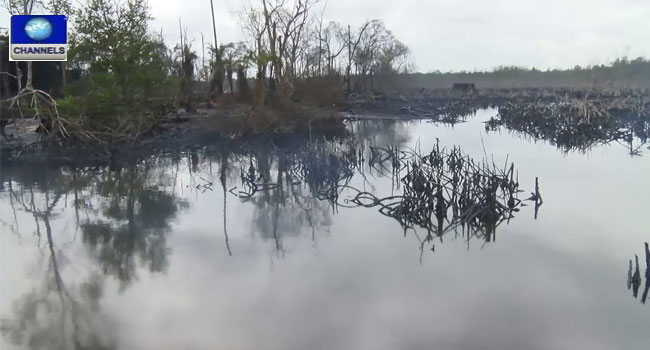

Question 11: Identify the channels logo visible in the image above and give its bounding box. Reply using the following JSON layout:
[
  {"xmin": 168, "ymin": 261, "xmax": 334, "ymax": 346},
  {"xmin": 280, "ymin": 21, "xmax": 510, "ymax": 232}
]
[{"xmin": 10, "ymin": 15, "xmax": 67, "ymax": 61}]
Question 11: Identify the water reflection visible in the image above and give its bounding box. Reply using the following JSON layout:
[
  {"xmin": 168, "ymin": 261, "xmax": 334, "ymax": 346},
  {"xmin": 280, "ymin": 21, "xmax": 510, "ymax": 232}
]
[
  {"xmin": 193, "ymin": 133, "xmax": 538, "ymax": 256},
  {"xmin": 1, "ymin": 162, "xmax": 189, "ymax": 348},
  {"xmin": 627, "ymin": 242, "xmax": 650, "ymax": 305},
  {"xmin": 79, "ymin": 164, "xmax": 189, "ymax": 289},
  {"xmin": 3, "ymin": 114, "xmax": 647, "ymax": 349},
  {"xmin": 342, "ymin": 141, "xmax": 541, "ymax": 257},
  {"xmin": 486, "ymin": 106, "xmax": 649, "ymax": 155},
  {"xmin": 1, "ymin": 123, "xmax": 539, "ymax": 265},
  {"xmin": 0, "ymin": 180, "xmax": 114, "ymax": 349}
]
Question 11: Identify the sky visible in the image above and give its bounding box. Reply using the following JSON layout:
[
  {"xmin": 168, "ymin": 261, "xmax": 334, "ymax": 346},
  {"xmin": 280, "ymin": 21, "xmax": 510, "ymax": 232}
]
[{"xmin": 3, "ymin": 0, "xmax": 650, "ymax": 72}]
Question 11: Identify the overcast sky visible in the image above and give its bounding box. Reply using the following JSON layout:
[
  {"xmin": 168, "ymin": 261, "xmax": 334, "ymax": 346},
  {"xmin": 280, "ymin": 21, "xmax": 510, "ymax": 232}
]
[
  {"xmin": 3, "ymin": 0, "xmax": 650, "ymax": 72},
  {"xmin": 147, "ymin": 0, "xmax": 650, "ymax": 72}
]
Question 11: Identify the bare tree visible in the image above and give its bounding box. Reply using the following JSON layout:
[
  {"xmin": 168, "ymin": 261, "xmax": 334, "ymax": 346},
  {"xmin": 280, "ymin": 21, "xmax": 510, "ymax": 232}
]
[
  {"xmin": 321, "ymin": 21, "xmax": 347, "ymax": 75},
  {"xmin": 240, "ymin": 4, "xmax": 270, "ymax": 109},
  {"xmin": 2, "ymin": 0, "xmax": 43, "ymax": 90},
  {"xmin": 209, "ymin": 0, "xmax": 222, "ymax": 97},
  {"xmin": 248, "ymin": 0, "xmax": 321, "ymax": 105},
  {"xmin": 344, "ymin": 20, "xmax": 371, "ymax": 92},
  {"xmin": 238, "ymin": 0, "xmax": 408, "ymax": 105}
]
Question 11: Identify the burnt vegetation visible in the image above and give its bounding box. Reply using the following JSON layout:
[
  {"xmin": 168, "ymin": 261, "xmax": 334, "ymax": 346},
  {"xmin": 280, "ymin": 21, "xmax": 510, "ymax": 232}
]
[
  {"xmin": 343, "ymin": 86, "xmax": 649, "ymax": 155},
  {"xmin": 343, "ymin": 141, "xmax": 542, "ymax": 255},
  {"xmin": 627, "ymin": 242, "xmax": 650, "ymax": 305},
  {"xmin": 487, "ymin": 88, "xmax": 650, "ymax": 154}
]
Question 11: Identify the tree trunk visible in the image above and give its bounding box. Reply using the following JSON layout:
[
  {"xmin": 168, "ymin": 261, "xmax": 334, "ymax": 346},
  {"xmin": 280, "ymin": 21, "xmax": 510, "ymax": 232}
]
[
  {"xmin": 209, "ymin": 0, "xmax": 221, "ymax": 97},
  {"xmin": 216, "ymin": 67, "xmax": 224, "ymax": 95},
  {"xmin": 346, "ymin": 25, "xmax": 352, "ymax": 93},
  {"xmin": 227, "ymin": 68, "xmax": 233, "ymax": 93},
  {"xmin": 25, "ymin": 62, "xmax": 33, "ymax": 90},
  {"xmin": 254, "ymin": 65, "xmax": 266, "ymax": 110},
  {"xmin": 1, "ymin": 72, "xmax": 9, "ymax": 97},
  {"xmin": 237, "ymin": 66, "xmax": 249, "ymax": 99},
  {"xmin": 318, "ymin": 40, "xmax": 322, "ymax": 76},
  {"xmin": 61, "ymin": 62, "xmax": 66, "ymax": 96},
  {"xmin": 15, "ymin": 62, "xmax": 23, "ymax": 106},
  {"xmin": 210, "ymin": 67, "xmax": 224, "ymax": 101},
  {"xmin": 268, "ymin": 64, "xmax": 276, "ymax": 91}
]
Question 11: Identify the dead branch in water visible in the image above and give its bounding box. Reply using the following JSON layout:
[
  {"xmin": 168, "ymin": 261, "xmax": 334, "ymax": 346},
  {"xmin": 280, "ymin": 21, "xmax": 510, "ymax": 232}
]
[
  {"xmin": 489, "ymin": 90, "xmax": 649, "ymax": 153},
  {"xmin": 628, "ymin": 242, "xmax": 650, "ymax": 304},
  {"xmin": 1, "ymin": 87, "xmax": 105, "ymax": 143},
  {"xmin": 343, "ymin": 140, "xmax": 538, "ymax": 245},
  {"xmin": 226, "ymin": 137, "xmax": 541, "ymax": 252},
  {"xmin": 2, "ymin": 88, "xmax": 65, "ymax": 135}
]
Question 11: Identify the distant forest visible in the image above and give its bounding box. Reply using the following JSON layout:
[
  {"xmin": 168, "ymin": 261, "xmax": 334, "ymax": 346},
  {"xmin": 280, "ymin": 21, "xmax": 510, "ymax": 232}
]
[{"xmin": 377, "ymin": 57, "xmax": 650, "ymax": 91}]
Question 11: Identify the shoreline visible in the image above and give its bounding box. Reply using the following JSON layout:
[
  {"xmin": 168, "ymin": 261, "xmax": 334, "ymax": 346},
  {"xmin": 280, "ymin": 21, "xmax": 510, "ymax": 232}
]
[{"xmin": 2, "ymin": 87, "xmax": 648, "ymax": 165}]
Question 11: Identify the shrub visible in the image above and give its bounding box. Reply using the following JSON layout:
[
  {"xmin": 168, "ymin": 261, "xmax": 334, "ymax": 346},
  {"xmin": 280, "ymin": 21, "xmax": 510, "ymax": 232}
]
[{"xmin": 293, "ymin": 76, "xmax": 343, "ymax": 108}]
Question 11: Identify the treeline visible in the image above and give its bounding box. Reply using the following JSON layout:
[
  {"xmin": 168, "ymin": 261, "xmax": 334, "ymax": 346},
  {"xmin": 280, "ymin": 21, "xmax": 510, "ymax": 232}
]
[{"xmin": 378, "ymin": 57, "xmax": 650, "ymax": 91}]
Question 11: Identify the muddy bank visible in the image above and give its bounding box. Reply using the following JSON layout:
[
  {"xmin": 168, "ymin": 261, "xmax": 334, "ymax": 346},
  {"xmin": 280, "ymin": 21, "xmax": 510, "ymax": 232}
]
[
  {"xmin": 0, "ymin": 128, "xmax": 348, "ymax": 168},
  {"xmin": 0, "ymin": 105, "xmax": 347, "ymax": 167},
  {"xmin": 0, "ymin": 101, "xmax": 349, "ymax": 164}
]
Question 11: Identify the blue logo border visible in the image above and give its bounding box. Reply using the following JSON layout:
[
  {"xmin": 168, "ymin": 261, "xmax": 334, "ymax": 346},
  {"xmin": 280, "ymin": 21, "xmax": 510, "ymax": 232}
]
[{"xmin": 10, "ymin": 15, "xmax": 67, "ymax": 44}]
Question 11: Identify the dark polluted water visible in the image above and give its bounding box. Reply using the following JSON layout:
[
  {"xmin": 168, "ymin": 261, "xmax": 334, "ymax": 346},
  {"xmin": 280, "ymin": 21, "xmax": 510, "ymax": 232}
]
[{"xmin": 1, "ymin": 109, "xmax": 648, "ymax": 350}]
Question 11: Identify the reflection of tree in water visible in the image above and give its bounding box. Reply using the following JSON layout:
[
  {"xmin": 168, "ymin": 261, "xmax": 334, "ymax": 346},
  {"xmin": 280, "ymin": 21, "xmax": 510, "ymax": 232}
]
[
  {"xmin": 350, "ymin": 119, "xmax": 412, "ymax": 149},
  {"xmin": 627, "ymin": 242, "xmax": 650, "ymax": 305},
  {"xmin": 80, "ymin": 165, "xmax": 188, "ymax": 289},
  {"xmin": 237, "ymin": 141, "xmax": 356, "ymax": 256},
  {"xmin": 209, "ymin": 131, "xmax": 540, "ymax": 256},
  {"xmin": 341, "ymin": 141, "xmax": 542, "ymax": 258},
  {"xmin": 1, "ymin": 182, "xmax": 114, "ymax": 349},
  {"xmin": 252, "ymin": 184, "xmax": 332, "ymax": 257},
  {"xmin": 1, "ymin": 160, "xmax": 189, "ymax": 347}
]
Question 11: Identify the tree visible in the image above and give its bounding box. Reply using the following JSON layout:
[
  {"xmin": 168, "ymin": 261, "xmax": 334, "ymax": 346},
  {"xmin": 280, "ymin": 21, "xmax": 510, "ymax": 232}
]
[
  {"xmin": 209, "ymin": 0, "xmax": 221, "ymax": 97},
  {"xmin": 46, "ymin": 0, "xmax": 75, "ymax": 94},
  {"xmin": 318, "ymin": 21, "xmax": 347, "ymax": 76},
  {"xmin": 239, "ymin": 0, "xmax": 321, "ymax": 109},
  {"xmin": 260, "ymin": 0, "xmax": 318, "ymax": 103},
  {"xmin": 349, "ymin": 20, "xmax": 409, "ymax": 91},
  {"xmin": 343, "ymin": 20, "xmax": 371, "ymax": 92},
  {"xmin": 239, "ymin": 5, "xmax": 270, "ymax": 109},
  {"xmin": 0, "ymin": 28, "xmax": 10, "ymax": 95},
  {"xmin": 72, "ymin": 0, "xmax": 166, "ymax": 102},
  {"xmin": 178, "ymin": 43, "xmax": 197, "ymax": 110},
  {"xmin": 2, "ymin": 0, "xmax": 43, "ymax": 90},
  {"xmin": 216, "ymin": 42, "xmax": 247, "ymax": 93},
  {"xmin": 237, "ymin": 1, "xmax": 410, "ymax": 104},
  {"xmin": 375, "ymin": 39, "xmax": 409, "ymax": 74}
]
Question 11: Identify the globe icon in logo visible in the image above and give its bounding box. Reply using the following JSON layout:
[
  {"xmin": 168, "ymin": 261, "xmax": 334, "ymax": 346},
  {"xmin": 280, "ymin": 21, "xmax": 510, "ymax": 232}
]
[{"xmin": 24, "ymin": 17, "xmax": 53, "ymax": 41}]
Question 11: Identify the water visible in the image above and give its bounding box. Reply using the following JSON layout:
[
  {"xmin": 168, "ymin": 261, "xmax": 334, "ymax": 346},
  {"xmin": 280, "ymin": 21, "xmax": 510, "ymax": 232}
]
[{"xmin": 1, "ymin": 109, "xmax": 648, "ymax": 349}]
